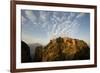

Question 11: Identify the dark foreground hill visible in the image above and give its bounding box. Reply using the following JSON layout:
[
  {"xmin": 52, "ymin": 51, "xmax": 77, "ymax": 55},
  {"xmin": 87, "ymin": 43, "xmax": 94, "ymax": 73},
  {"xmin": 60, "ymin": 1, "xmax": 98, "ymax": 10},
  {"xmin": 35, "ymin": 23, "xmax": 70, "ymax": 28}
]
[
  {"xmin": 21, "ymin": 41, "xmax": 32, "ymax": 63},
  {"xmin": 34, "ymin": 37, "xmax": 90, "ymax": 62}
]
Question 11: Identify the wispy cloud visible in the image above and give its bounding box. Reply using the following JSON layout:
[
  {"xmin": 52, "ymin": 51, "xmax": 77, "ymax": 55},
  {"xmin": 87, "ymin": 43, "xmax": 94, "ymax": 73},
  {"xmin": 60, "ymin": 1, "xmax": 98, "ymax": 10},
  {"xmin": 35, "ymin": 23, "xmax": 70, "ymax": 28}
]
[
  {"xmin": 49, "ymin": 12, "xmax": 85, "ymax": 39},
  {"xmin": 21, "ymin": 16, "xmax": 27, "ymax": 25},
  {"xmin": 76, "ymin": 13, "xmax": 85, "ymax": 18},
  {"xmin": 22, "ymin": 10, "xmax": 86, "ymax": 42},
  {"xmin": 24, "ymin": 10, "xmax": 37, "ymax": 25}
]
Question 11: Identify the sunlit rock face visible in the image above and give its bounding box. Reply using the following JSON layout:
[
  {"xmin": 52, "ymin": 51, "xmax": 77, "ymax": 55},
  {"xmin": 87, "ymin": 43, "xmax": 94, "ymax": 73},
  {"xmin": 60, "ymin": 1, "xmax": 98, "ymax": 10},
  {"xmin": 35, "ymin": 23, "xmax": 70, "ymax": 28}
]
[{"xmin": 34, "ymin": 37, "xmax": 90, "ymax": 62}]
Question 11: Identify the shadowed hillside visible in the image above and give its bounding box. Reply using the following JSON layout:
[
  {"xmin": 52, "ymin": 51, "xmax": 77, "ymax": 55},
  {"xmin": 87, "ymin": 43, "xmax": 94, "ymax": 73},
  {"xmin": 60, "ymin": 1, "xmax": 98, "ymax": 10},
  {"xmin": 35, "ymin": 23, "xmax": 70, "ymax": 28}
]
[
  {"xmin": 21, "ymin": 41, "xmax": 32, "ymax": 63},
  {"xmin": 34, "ymin": 37, "xmax": 90, "ymax": 62}
]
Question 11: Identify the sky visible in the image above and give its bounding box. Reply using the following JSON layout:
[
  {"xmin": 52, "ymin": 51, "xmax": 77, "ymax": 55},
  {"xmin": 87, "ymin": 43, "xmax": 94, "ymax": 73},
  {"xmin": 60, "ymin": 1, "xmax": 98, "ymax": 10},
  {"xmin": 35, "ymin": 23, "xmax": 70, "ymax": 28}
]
[{"xmin": 21, "ymin": 9, "xmax": 90, "ymax": 46}]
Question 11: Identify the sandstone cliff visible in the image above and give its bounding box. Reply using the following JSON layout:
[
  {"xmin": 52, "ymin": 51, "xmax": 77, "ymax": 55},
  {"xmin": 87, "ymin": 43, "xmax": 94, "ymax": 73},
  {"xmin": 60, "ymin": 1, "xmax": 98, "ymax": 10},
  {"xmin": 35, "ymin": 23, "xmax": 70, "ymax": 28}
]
[{"xmin": 34, "ymin": 37, "xmax": 90, "ymax": 62}]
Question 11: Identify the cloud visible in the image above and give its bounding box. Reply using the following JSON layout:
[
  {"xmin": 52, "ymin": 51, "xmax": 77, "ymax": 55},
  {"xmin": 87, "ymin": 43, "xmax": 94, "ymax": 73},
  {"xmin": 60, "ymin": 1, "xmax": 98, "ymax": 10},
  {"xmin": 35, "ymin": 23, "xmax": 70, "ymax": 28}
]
[
  {"xmin": 76, "ymin": 13, "xmax": 85, "ymax": 18},
  {"xmin": 39, "ymin": 11, "xmax": 49, "ymax": 28},
  {"xmin": 22, "ymin": 10, "xmax": 85, "ymax": 40},
  {"xmin": 67, "ymin": 12, "xmax": 76, "ymax": 20},
  {"xmin": 51, "ymin": 12, "xmax": 83, "ymax": 38},
  {"xmin": 24, "ymin": 10, "xmax": 37, "ymax": 25},
  {"xmin": 46, "ymin": 12, "xmax": 79, "ymax": 39},
  {"xmin": 21, "ymin": 16, "xmax": 27, "ymax": 25},
  {"xmin": 40, "ymin": 11, "xmax": 47, "ymax": 21}
]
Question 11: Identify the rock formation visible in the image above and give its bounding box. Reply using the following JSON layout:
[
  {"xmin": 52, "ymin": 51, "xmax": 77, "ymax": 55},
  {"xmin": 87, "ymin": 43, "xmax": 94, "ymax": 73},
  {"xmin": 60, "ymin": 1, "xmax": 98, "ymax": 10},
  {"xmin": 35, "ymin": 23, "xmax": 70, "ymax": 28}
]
[
  {"xmin": 21, "ymin": 41, "xmax": 32, "ymax": 63},
  {"xmin": 34, "ymin": 37, "xmax": 90, "ymax": 62}
]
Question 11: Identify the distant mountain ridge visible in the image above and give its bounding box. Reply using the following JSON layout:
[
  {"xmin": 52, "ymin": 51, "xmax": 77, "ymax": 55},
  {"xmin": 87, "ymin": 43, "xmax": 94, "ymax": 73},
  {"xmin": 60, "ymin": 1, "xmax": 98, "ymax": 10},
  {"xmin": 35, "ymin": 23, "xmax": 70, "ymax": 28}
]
[{"xmin": 34, "ymin": 37, "xmax": 90, "ymax": 62}]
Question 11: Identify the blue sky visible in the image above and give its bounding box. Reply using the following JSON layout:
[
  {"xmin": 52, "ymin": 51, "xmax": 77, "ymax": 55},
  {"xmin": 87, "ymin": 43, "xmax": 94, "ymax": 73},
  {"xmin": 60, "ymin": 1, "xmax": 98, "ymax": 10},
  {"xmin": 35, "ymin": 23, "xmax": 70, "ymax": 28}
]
[{"xmin": 21, "ymin": 9, "xmax": 90, "ymax": 45}]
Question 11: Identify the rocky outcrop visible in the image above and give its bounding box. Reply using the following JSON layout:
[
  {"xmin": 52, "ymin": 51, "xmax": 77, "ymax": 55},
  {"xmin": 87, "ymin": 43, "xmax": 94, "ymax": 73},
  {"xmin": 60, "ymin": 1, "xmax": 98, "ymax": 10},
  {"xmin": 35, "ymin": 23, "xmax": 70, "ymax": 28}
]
[
  {"xmin": 21, "ymin": 41, "xmax": 32, "ymax": 63},
  {"xmin": 34, "ymin": 37, "xmax": 90, "ymax": 62}
]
